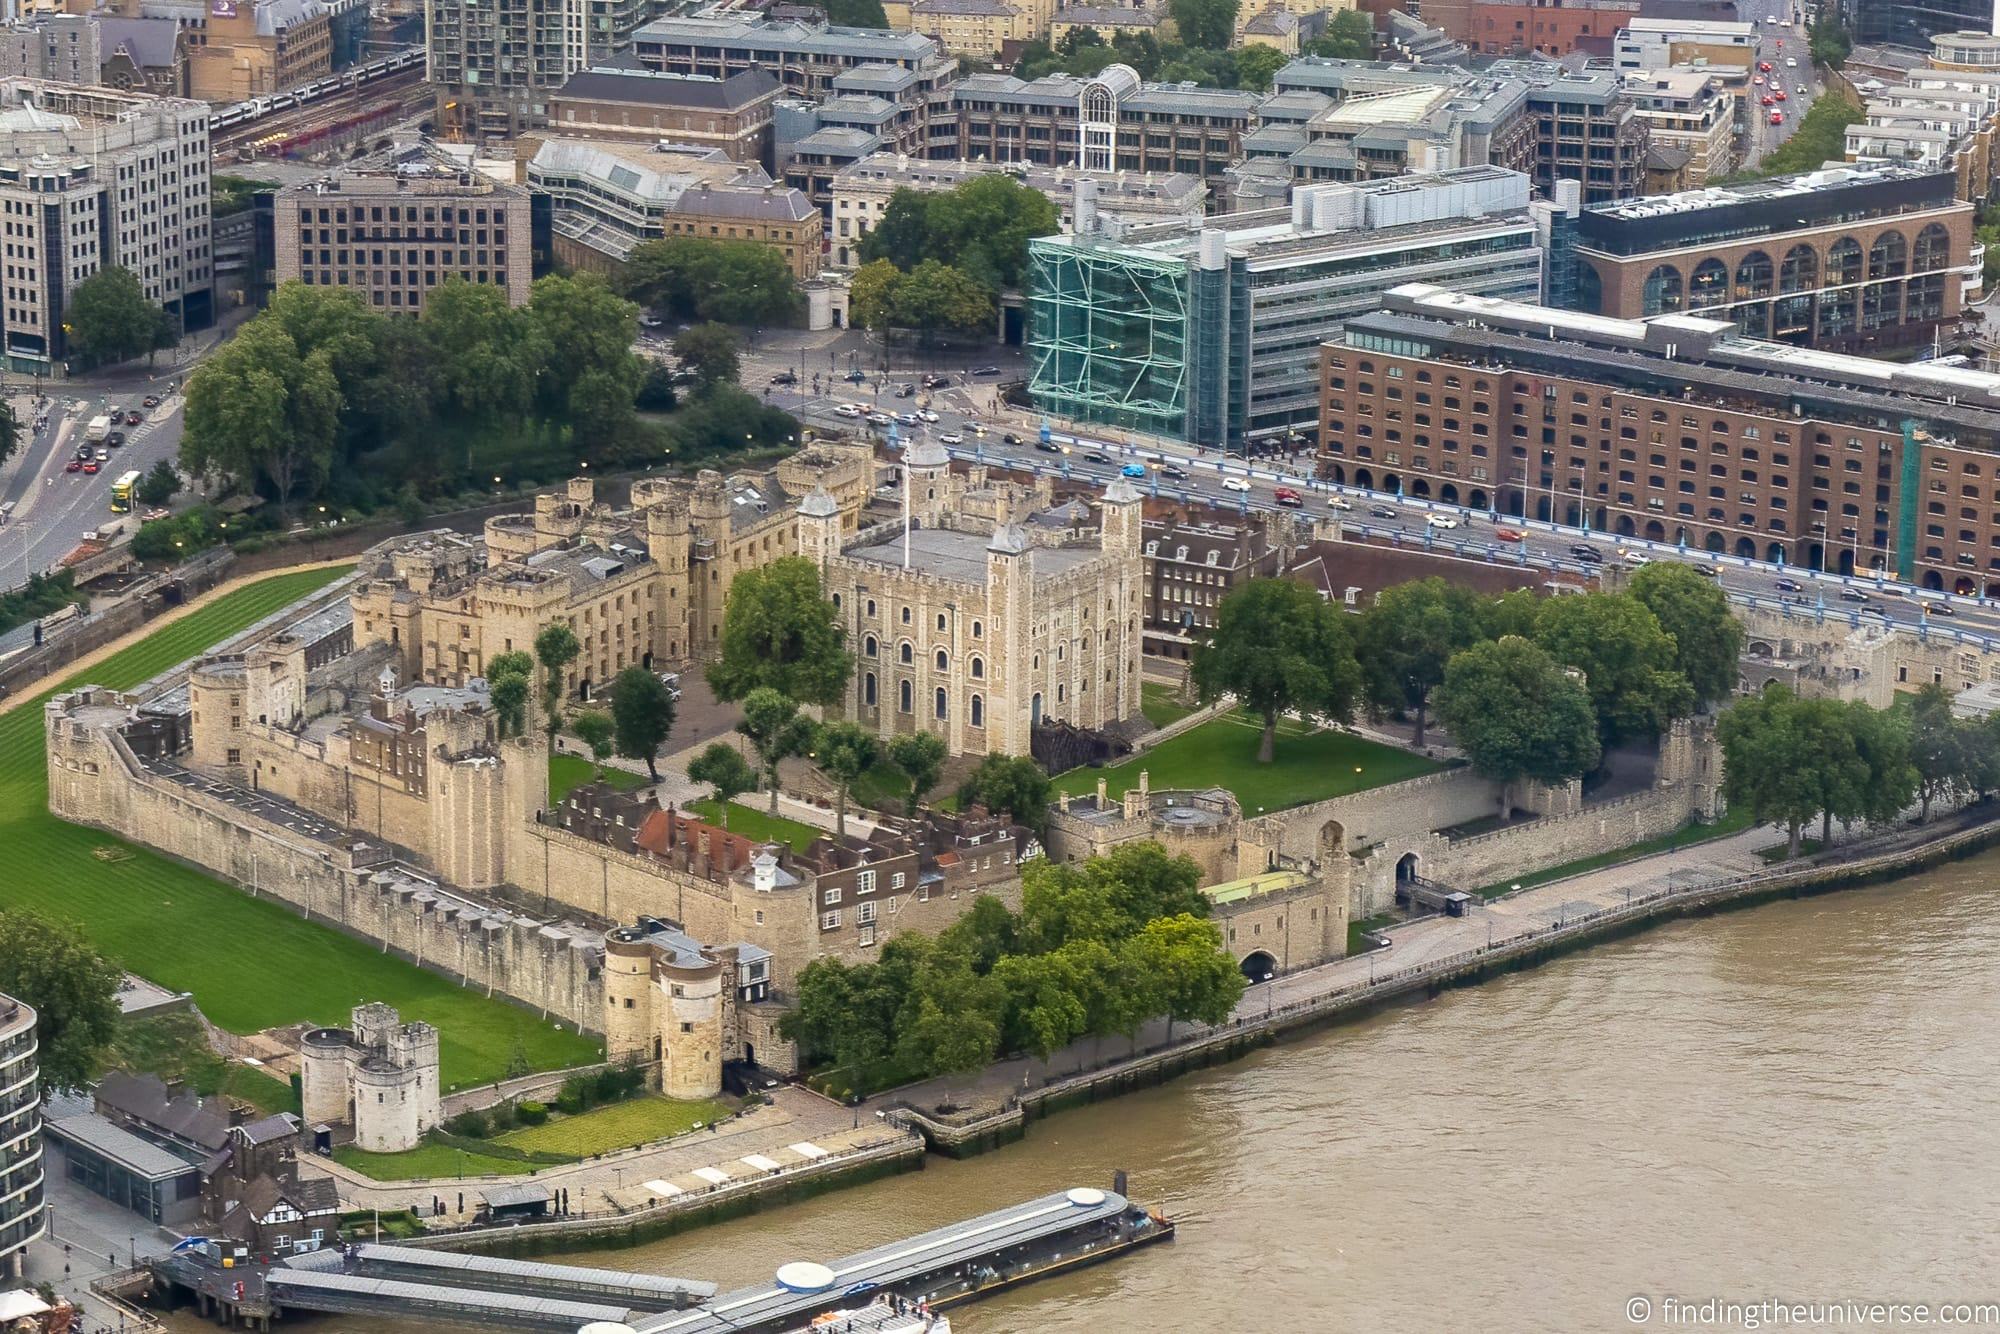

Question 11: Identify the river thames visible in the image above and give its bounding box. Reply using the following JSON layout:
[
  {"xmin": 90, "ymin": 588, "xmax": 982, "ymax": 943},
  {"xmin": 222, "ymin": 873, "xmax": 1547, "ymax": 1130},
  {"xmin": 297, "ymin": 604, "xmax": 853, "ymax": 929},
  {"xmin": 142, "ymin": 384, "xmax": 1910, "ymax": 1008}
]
[{"xmin": 182, "ymin": 855, "xmax": 2000, "ymax": 1331}]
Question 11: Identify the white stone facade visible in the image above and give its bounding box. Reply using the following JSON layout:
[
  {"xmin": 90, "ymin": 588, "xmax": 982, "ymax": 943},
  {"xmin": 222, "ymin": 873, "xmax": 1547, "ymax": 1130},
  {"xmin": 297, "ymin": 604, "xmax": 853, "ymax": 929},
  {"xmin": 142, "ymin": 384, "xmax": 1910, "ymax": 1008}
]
[{"xmin": 297, "ymin": 1003, "xmax": 441, "ymax": 1153}]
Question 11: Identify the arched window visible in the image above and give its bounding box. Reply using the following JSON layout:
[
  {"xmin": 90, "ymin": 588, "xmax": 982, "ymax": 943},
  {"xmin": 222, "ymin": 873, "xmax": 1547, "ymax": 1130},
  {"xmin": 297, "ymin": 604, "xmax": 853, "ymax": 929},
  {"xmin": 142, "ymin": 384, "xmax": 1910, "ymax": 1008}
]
[
  {"xmin": 1689, "ymin": 258, "xmax": 1728, "ymax": 308},
  {"xmin": 1826, "ymin": 236, "xmax": 1862, "ymax": 286},
  {"xmin": 935, "ymin": 613, "xmax": 947, "ymax": 632},
  {"xmin": 864, "ymin": 672, "xmax": 877, "ymax": 706},
  {"xmin": 1915, "ymin": 222, "xmax": 1951, "ymax": 272},
  {"xmin": 1735, "ymin": 250, "xmax": 1773, "ymax": 299},
  {"xmin": 865, "ymin": 599, "xmax": 877, "ymax": 617},
  {"xmin": 863, "ymin": 634, "xmax": 878, "ymax": 658},
  {"xmin": 1575, "ymin": 263, "xmax": 1603, "ymax": 313},
  {"xmin": 1642, "ymin": 264, "xmax": 1683, "ymax": 314},
  {"xmin": 898, "ymin": 679, "xmax": 912, "ymax": 713},
  {"xmin": 970, "ymin": 694, "xmax": 984, "ymax": 728},
  {"xmin": 935, "ymin": 649, "xmax": 948, "ymax": 671},
  {"xmin": 1868, "ymin": 230, "xmax": 1907, "ymax": 280},
  {"xmin": 970, "ymin": 656, "xmax": 984, "ymax": 679},
  {"xmin": 900, "ymin": 606, "xmax": 912, "ymax": 624},
  {"xmin": 831, "ymin": 593, "xmax": 842, "ymax": 610},
  {"xmin": 971, "ymin": 620, "xmax": 983, "ymax": 639},
  {"xmin": 934, "ymin": 687, "xmax": 947, "ymax": 720},
  {"xmin": 1779, "ymin": 244, "xmax": 1818, "ymax": 294},
  {"xmin": 899, "ymin": 641, "xmax": 913, "ymax": 664}
]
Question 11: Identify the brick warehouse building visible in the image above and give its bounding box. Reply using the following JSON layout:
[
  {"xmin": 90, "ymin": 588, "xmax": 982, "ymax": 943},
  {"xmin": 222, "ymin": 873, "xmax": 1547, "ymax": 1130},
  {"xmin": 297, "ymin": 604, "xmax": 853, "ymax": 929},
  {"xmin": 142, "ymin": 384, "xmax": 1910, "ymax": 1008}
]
[
  {"xmin": 1569, "ymin": 163, "xmax": 1975, "ymax": 355},
  {"xmin": 1318, "ymin": 284, "xmax": 2000, "ymax": 594}
]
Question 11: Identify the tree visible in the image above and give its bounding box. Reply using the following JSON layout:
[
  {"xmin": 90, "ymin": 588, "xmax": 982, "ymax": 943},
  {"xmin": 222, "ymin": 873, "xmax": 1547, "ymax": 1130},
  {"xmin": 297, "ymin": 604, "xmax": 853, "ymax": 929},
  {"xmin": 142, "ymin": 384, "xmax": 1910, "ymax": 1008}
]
[
  {"xmin": 137, "ymin": 458, "xmax": 180, "ymax": 508},
  {"xmin": 707, "ymin": 556, "xmax": 851, "ymax": 706},
  {"xmin": 0, "ymin": 402, "xmax": 16, "ymax": 472},
  {"xmin": 66, "ymin": 266, "xmax": 169, "ymax": 368},
  {"xmin": 1808, "ymin": 10, "xmax": 1851, "ymax": 67},
  {"xmin": 848, "ymin": 259, "xmax": 903, "ymax": 333},
  {"xmin": 894, "ymin": 950, "xmax": 1005, "ymax": 1086},
  {"xmin": 570, "ymin": 711, "xmax": 616, "ymax": 763},
  {"xmin": 1120, "ymin": 913, "xmax": 1244, "ymax": 1040},
  {"xmin": 619, "ymin": 237, "xmax": 800, "ymax": 327},
  {"xmin": 0, "ymin": 910, "xmax": 122, "ymax": 1092},
  {"xmin": 814, "ymin": 721, "xmax": 882, "ymax": 837},
  {"xmin": 1717, "ymin": 685, "xmax": 1828, "ymax": 859},
  {"xmin": 957, "ymin": 753, "xmax": 1054, "ymax": 831},
  {"xmin": 825, "ymin": 0, "xmax": 888, "ymax": 26},
  {"xmin": 1306, "ymin": 8, "xmax": 1372, "ymax": 58},
  {"xmin": 1168, "ymin": 0, "xmax": 1238, "ymax": 49},
  {"xmin": 1534, "ymin": 593, "xmax": 1695, "ymax": 749},
  {"xmin": 610, "ymin": 665, "xmax": 677, "ymax": 781},
  {"xmin": 1435, "ymin": 637, "xmax": 1601, "ymax": 819},
  {"xmin": 672, "ymin": 322, "xmax": 741, "ymax": 393},
  {"xmin": 688, "ymin": 742, "xmax": 758, "ymax": 828},
  {"xmin": 1906, "ymin": 683, "xmax": 1976, "ymax": 822},
  {"xmin": 1482, "ymin": 588, "xmax": 1543, "ymax": 641},
  {"xmin": 891, "ymin": 260, "xmax": 994, "ymax": 340},
  {"xmin": 1356, "ymin": 577, "xmax": 1487, "ymax": 747},
  {"xmin": 1629, "ymin": 563, "xmax": 1744, "ymax": 711},
  {"xmin": 888, "ymin": 732, "xmax": 948, "ymax": 813},
  {"xmin": 861, "ymin": 176, "xmax": 1058, "ymax": 291},
  {"xmin": 1232, "ymin": 43, "xmax": 1286, "ymax": 91},
  {"xmin": 991, "ymin": 949, "xmax": 1089, "ymax": 1060},
  {"xmin": 181, "ymin": 318, "xmax": 342, "ymax": 518},
  {"xmin": 1844, "ymin": 699, "xmax": 1916, "ymax": 836},
  {"xmin": 1190, "ymin": 577, "xmax": 1363, "ymax": 763},
  {"xmin": 534, "ymin": 622, "xmax": 581, "ymax": 744},
  {"xmin": 489, "ymin": 673, "xmax": 530, "ymax": 740},
  {"xmin": 737, "ymin": 687, "xmax": 814, "ymax": 814},
  {"xmin": 523, "ymin": 273, "xmax": 642, "ymax": 436},
  {"xmin": 420, "ymin": 280, "xmax": 538, "ymax": 426}
]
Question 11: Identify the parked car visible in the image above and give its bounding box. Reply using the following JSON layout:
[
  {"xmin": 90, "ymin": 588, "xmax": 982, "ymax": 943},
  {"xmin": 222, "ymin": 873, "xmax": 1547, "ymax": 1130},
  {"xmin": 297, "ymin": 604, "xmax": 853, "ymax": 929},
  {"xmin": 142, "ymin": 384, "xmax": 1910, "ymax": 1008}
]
[{"xmin": 1220, "ymin": 476, "xmax": 1250, "ymax": 492}]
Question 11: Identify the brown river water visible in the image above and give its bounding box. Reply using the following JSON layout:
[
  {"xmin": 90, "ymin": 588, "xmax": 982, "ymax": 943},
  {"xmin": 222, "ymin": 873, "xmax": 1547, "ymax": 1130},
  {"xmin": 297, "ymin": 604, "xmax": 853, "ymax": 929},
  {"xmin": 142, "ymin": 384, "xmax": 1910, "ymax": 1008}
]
[{"xmin": 163, "ymin": 853, "xmax": 2000, "ymax": 1333}]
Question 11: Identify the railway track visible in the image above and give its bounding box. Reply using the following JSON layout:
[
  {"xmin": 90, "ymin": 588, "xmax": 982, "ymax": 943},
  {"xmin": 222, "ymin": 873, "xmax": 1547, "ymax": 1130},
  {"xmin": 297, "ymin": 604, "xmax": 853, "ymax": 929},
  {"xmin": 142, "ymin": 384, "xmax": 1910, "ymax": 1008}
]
[{"xmin": 216, "ymin": 68, "xmax": 428, "ymax": 153}]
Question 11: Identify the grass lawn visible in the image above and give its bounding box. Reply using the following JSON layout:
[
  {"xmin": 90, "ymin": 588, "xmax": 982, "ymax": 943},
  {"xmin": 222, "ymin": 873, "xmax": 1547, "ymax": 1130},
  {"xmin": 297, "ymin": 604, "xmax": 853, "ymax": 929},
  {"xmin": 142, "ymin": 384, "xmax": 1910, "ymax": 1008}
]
[
  {"xmin": 1140, "ymin": 681, "xmax": 1196, "ymax": 729},
  {"xmin": 495, "ymin": 1096, "xmax": 728, "ymax": 1156},
  {"xmin": 1347, "ymin": 912, "xmax": 1395, "ymax": 957},
  {"xmin": 103, "ymin": 1010, "xmax": 298, "ymax": 1115},
  {"xmin": 687, "ymin": 798, "xmax": 824, "ymax": 852},
  {"xmin": 1055, "ymin": 712, "xmax": 1444, "ymax": 813},
  {"xmin": 548, "ymin": 753, "xmax": 646, "ymax": 804},
  {"xmin": 334, "ymin": 1142, "xmax": 529, "ymax": 1181},
  {"xmin": 0, "ymin": 566, "xmax": 600, "ymax": 1090},
  {"xmin": 1475, "ymin": 805, "xmax": 1758, "ymax": 898},
  {"xmin": 850, "ymin": 761, "xmax": 909, "ymax": 815}
]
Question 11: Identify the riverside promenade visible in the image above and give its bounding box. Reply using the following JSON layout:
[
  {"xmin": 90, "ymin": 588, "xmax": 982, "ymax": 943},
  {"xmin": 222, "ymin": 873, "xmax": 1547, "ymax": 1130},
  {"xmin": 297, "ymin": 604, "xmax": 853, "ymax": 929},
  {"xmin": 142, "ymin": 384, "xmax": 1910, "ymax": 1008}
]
[{"xmin": 875, "ymin": 806, "xmax": 2000, "ymax": 1136}]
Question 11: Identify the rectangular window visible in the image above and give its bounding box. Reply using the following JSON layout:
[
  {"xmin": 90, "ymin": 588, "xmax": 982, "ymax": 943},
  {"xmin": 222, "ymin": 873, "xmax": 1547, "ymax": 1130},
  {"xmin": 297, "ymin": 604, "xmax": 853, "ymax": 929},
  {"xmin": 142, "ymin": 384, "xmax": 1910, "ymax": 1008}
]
[
  {"xmin": 857, "ymin": 869, "xmax": 876, "ymax": 894},
  {"xmin": 821, "ymin": 911, "xmax": 842, "ymax": 930}
]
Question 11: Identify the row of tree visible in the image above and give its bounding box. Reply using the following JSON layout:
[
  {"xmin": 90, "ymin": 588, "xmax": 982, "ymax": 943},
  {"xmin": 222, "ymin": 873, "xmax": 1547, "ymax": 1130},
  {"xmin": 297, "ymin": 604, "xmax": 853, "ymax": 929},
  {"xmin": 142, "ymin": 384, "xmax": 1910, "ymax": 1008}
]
[
  {"xmin": 617, "ymin": 237, "xmax": 802, "ymax": 329},
  {"xmin": 1191, "ymin": 564, "xmax": 1742, "ymax": 785},
  {"xmin": 781, "ymin": 843, "xmax": 1244, "ymax": 1090},
  {"xmin": 1721, "ymin": 683, "xmax": 2000, "ymax": 858},
  {"xmin": 848, "ymin": 174, "xmax": 1059, "ymax": 339},
  {"xmin": 1015, "ymin": 8, "xmax": 1371, "ymax": 90}
]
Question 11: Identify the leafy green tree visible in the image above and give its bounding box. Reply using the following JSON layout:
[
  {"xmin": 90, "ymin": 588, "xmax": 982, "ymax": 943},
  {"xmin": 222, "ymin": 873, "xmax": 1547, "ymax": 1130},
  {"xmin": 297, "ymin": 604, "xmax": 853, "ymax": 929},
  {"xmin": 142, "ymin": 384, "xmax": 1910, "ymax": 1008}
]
[
  {"xmin": 1808, "ymin": 10, "xmax": 1851, "ymax": 67},
  {"xmin": 1357, "ymin": 577, "xmax": 1487, "ymax": 747},
  {"xmin": 1534, "ymin": 593, "xmax": 1695, "ymax": 749},
  {"xmin": 737, "ymin": 687, "xmax": 814, "ymax": 814},
  {"xmin": 707, "ymin": 556, "xmax": 851, "ymax": 706},
  {"xmin": 1844, "ymin": 698, "xmax": 1916, "ymax": 836},
  {"xmin": 687, "ymin": 742, "xmax": 758, "ymax": 828},
  {"xmin": 672, "ymin": 322, "xmax": 741, "ymax": 392},
  {"xmin": 489, "ymin": 672, "xmax": 530, "ymax": 740},
  {"xmin": 1190, "ymin": 577, "xmax": 1363, "ymax": 763},
  {"xmin": 619, "ymin": 237, "xmax": 800, "ymax": 326},
  {"xmin": 637, "ymin": 362, "xmax": 679, "ymax": 412},
  {"xmin": 65, "ymin": 266, "xmax": 170, "ymax": 368},
  {"xmin": 1305, "ymin": 8, "xmax": 1372, "ymax": 57},
  {"xmin": 1018, "ymin": 842, "xmax": 1206, "ymax": 952},
  {"xmin": 825, "ymin": 0, "xmax": 888, "ymax": 26},
  {"xmin": 0, "ymin": 402, "xmax": 17, "ymax": 471},
  {"xmin": 991, "ymin": 949, "xmax": 1089, "ymax": 1060},
  {"xmin": 956, "ymin": 753, "xmax": 1054, "ymax": 830},
  {"xmin": 888, "ymin": 731, "xmax": 948, "ymax": 812},
  {"xmin": 1120, "ymin": 913, "xmax": 1244, "ymax": 1039},
  {"xmin": 1481, "ymin": 588, "xmax": 1543, "ymax": 640},
  {"xmin": 860, "ymin": 176, "xmax": 1058, "ymax": 291},
  {"xmin": 421, "ymin": 280, "xmax": 539, "ymax": 426},
  {"xmin": 1717, "ymin": 685, "xmax": 1827, "ymax": 858},
  {"xmin": 488, "ymin": 650, "xmax": 534, "ymax": 682},
  {"xmin": 181, "ymin": 318, "xmax": 342, "ymax": 518},
  {"xmin": 813, "ymin": 721, "xmax": 882, "ymax": 837},
  {"xmin": 937, "ymin": 895, "xmax": 1021, "ymax": 974},
  {"xmin": 0, "ymin": 910, "xmax": 122, "ymax": 1092},
  {"xmin": 894, "ymin": 949, "xmax": 1005, "ymax": 1084},
  {"xmin": 524, "ymin": 273, "xmax": 642, "ymax": 437},
  {"xmin": 1168, "ymin": 0, "xmax": 1238, "ymax": 49},
  {"xmin": 570, "ymin": 710, "xmax": 616, "ymax": 763},
  {"xmin": 891, "ymin": 260, "xmax": 994, "ymax": 340},
  {"xmin": 848, "ymin": 259, "xmax": 902, "ymax": 333},
  {"xmin": 858, "ymin": 195, "xmax": 932, "ymax": 270},
  {"xmin": 1232, "ymin": 43, "xmax": 1286, "ymax": 91},
  {"xmin": 610, "ymin": 665, "xmax": 677, "ymax": 781},
  {"xmin": 1629, "ymin": 563, "xmax": 1745, "ymax": 711},
  {"xmin": 1906, "ymin": 683, "xmax": 1977, "ymax": 822},
  {"xmin": 137, "ymin": 459, "xmax": 180, "ymax": 507},
  {"xmin": 534, "ymin": 622, "xmax": 581, "ymax": 743},
  {"xmin": 1435, "ymin": 637, "xmax": 1601, "ymax": 819}
]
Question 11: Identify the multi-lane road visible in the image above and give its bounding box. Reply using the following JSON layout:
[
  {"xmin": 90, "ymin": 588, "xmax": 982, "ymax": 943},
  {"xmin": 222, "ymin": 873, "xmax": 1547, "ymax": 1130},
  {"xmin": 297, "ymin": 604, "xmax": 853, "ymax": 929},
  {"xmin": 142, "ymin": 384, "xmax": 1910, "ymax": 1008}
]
[{"xmin": 1739, "ymin": 0, "xmax": 1817, "ymax": 170}]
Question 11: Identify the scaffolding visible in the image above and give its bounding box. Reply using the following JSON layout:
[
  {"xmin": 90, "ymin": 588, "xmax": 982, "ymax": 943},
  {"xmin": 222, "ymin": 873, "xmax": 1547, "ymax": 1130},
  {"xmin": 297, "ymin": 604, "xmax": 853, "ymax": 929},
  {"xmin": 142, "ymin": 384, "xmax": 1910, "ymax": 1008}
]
[{"xmin": 1026, "ymin": 235, "xmax": 1193, "ymax": 440}]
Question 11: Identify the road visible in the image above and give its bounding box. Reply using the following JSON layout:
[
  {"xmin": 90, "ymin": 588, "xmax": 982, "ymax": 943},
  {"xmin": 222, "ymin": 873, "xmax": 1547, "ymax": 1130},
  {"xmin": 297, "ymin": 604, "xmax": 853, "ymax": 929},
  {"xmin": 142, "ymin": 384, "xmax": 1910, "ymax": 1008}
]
[
  {"xmin": 737, "ymin": 338, "xmax": 2000, "ymax": 651},
  {"xmin": 1738, "ymin": 0, "xmax": 1816, "ymax": 169}
]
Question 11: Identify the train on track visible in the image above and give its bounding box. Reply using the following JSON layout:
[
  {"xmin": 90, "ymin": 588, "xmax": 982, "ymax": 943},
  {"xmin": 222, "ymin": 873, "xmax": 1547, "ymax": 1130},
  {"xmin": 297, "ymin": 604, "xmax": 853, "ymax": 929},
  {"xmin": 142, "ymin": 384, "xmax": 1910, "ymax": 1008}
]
[{"xmin": 211, "ymin": 47, "xmax": 425, "ymax": 133}]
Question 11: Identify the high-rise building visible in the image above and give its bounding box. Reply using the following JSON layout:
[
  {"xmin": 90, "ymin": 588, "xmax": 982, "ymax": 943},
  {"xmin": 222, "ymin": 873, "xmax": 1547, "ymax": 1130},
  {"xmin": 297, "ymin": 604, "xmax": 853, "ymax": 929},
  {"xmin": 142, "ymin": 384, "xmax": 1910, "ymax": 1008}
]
[
  {"xmin": 0, "ymin": 79, "xmax": 212, "ymax": 376},
  {"xmin": 1317, "ymin": 282, "xmax": 2000, "ymax": 591},
  {"xmin": 428, "ymin": 0, "xmax": 665, "ymax": 142},
  {"xmin": 0, "ymin": 992, "xmax": 44, "ymax": 1282},
  {"xmin": 1028, "ymin": 167, "xmax": 1546, "ymax": 450}
]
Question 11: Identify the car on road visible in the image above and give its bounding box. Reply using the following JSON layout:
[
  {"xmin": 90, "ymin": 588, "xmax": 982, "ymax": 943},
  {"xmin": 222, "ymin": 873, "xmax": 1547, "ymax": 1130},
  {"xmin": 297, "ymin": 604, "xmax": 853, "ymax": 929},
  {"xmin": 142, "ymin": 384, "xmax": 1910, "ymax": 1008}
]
[
  {"xmin": 967, "ymin": 422, "xmax": 986, "ymax": 436},
  {"xmin": 1785, "ymin": 55, "xmax": 1797, "ymax": 66},
  {"xmin": 141, "ymin": 395, "xmax": 161, "ymax": 409},
  {"xmin": 844, "ymin": 369, "xmax": 867, "ymax": 383},
  {"xmin": 897, "ymin": 412, "xmax": 919, "ymax": 426},
  {"xmin": 939, "ymin": 431, "xmax": 964, "ymax": 445},
  {"xmin": 1754, "ymin": 75, "xmax": 1765, "ymax": 85},
  {"xmin": 1370, "ymin": 505, "xmax": 1398, "ymax": 519},
  {"xmin": 1034, "ymin": 440, "xmax": 1063, "ymax": 454},
  {"xmin": 1797, "ymin": 83, "xmax": 1809, "ymax": 93},
  {"xmin": 63, "ymin": 458, "xmax": 81, "ymax": 473},
  {"xmin": 1083, "ymin": 451, "xmax": 1112, "ymax": 465},
  {"xmin": 124, "ymin": 410, "xmax": 142, "ymax": 425},
  {"xmin": 75, "ymin": 444, "xmax": 92, "ymax": 461},
  {"xmin": 1758, "ymin": 59, "xmax": 1773, "ymax": 71},
  {"xmin": 1923, "ymin": 599, "xmax": 1956, "ymax": 616},
  {"xmin": 970, "ymin": 365, "xmax": 1000, "ymax": 377},
  {"xmin": 1692, "ymin": 563, "xmax": 1720, "ymax": 577},
  {"xmin": 1761, "ymin": 94, "xmax": 1775, "ymax": 106},
  {"xmin": 894, "ymin": 383, "xmax": 915, "ymax": 398},
  {"xmin": 1220, "ymin": 476, "xmax": 1250, "ymax": 492},
  {"xmin": 1121, "ymin": 463, "xmax": 1148, "ymax": 478},
  {"xmin": 866, "ymin": 412, "xmax": 894, "ymax": 426},
  {"xmin": 1002, "ymin": 433, "xmax": 1022, "ymax": 445},
  {"xmin": 769, "ymin": 371, "xmax": 797, "ymax": 386},
  {"xmin": 81, "ymin": 460, "xmax": 99, "ymax": 474},
  {"xmin": 1617, "ymin": 547, "xmax": 1649, "ymax": 563},
  {"xmin": 1570, "ymin": 544, "xmax": 1605, "ymax": 563},
  {"xmin": 1494, "ymin": 527, "xmax": 1525, "ymax": 541},
  {"xmin": 1274, "ymin": 486, "xmax": 1304, "ymax": 508},
  {"xmin": 1775, "ymin": 89, "xmax": 1787, "ymax": 101},
  {"xmin": 94, "ymin": 447, "xmax": 110, "ymax": 462},
  {"xmin": 1839, "ymin": 588, "xmax": 1871, "ymax": 603},
  {"xmin": 1425, "ymin": 513, "xmax": 1458, "ymax": 529},
  {"xmin": 834, "ymin": 403, "xmax": 863, "ymax": 418},
  {"xmin": 1771, "ymin": 110, "xmax": 1785, "ymax": 124},
  {"xmin": 917, "ymin": 409, "xmax": 939, "ymax": 423},
  {"xmin": 1160, "ymin": 464, "xmax": 1189, "ymax": 481},
  {"xmin": 1327, "ymin": 495, "xmax": 1353, "ymax": 510},
  {"xmin": 922, "ymin": 374, "xmax": 952, "ymax": 389},
  {"xmin": 1775, "ymin": 577, "xmax": 1803, "ymax": 593}
]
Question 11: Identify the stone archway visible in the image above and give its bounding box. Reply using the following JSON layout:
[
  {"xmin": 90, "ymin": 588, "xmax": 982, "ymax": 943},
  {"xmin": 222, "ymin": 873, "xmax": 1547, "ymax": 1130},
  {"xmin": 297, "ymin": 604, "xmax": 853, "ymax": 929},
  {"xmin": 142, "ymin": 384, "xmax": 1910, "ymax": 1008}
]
[
  {"xmin": 1396, "ymin": 851, "xmax": 1419, "ymax": 884},
  {"xmin": 1240, "ymin": 950, "xmax": 1277, "ymax": 983}
]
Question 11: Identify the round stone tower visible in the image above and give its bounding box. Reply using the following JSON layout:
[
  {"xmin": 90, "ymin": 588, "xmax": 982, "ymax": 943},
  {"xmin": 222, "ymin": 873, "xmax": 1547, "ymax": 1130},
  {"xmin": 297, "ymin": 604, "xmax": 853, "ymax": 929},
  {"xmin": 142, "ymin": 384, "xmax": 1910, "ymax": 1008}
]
[
  {"xmin": 298, "ymin": 1027, "xmax": 354, "ymax": 1127},
  {"xmin": 660, "ymin": 955, "xmax": 724, "ymax": 1101},
  {"xmin": 352, "ymin": 1056, "xmax": 425, "ymax": 1152},
  {"xmin": 602, "ymin": 928, "xmax": 656, "ymax": 1072}
]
